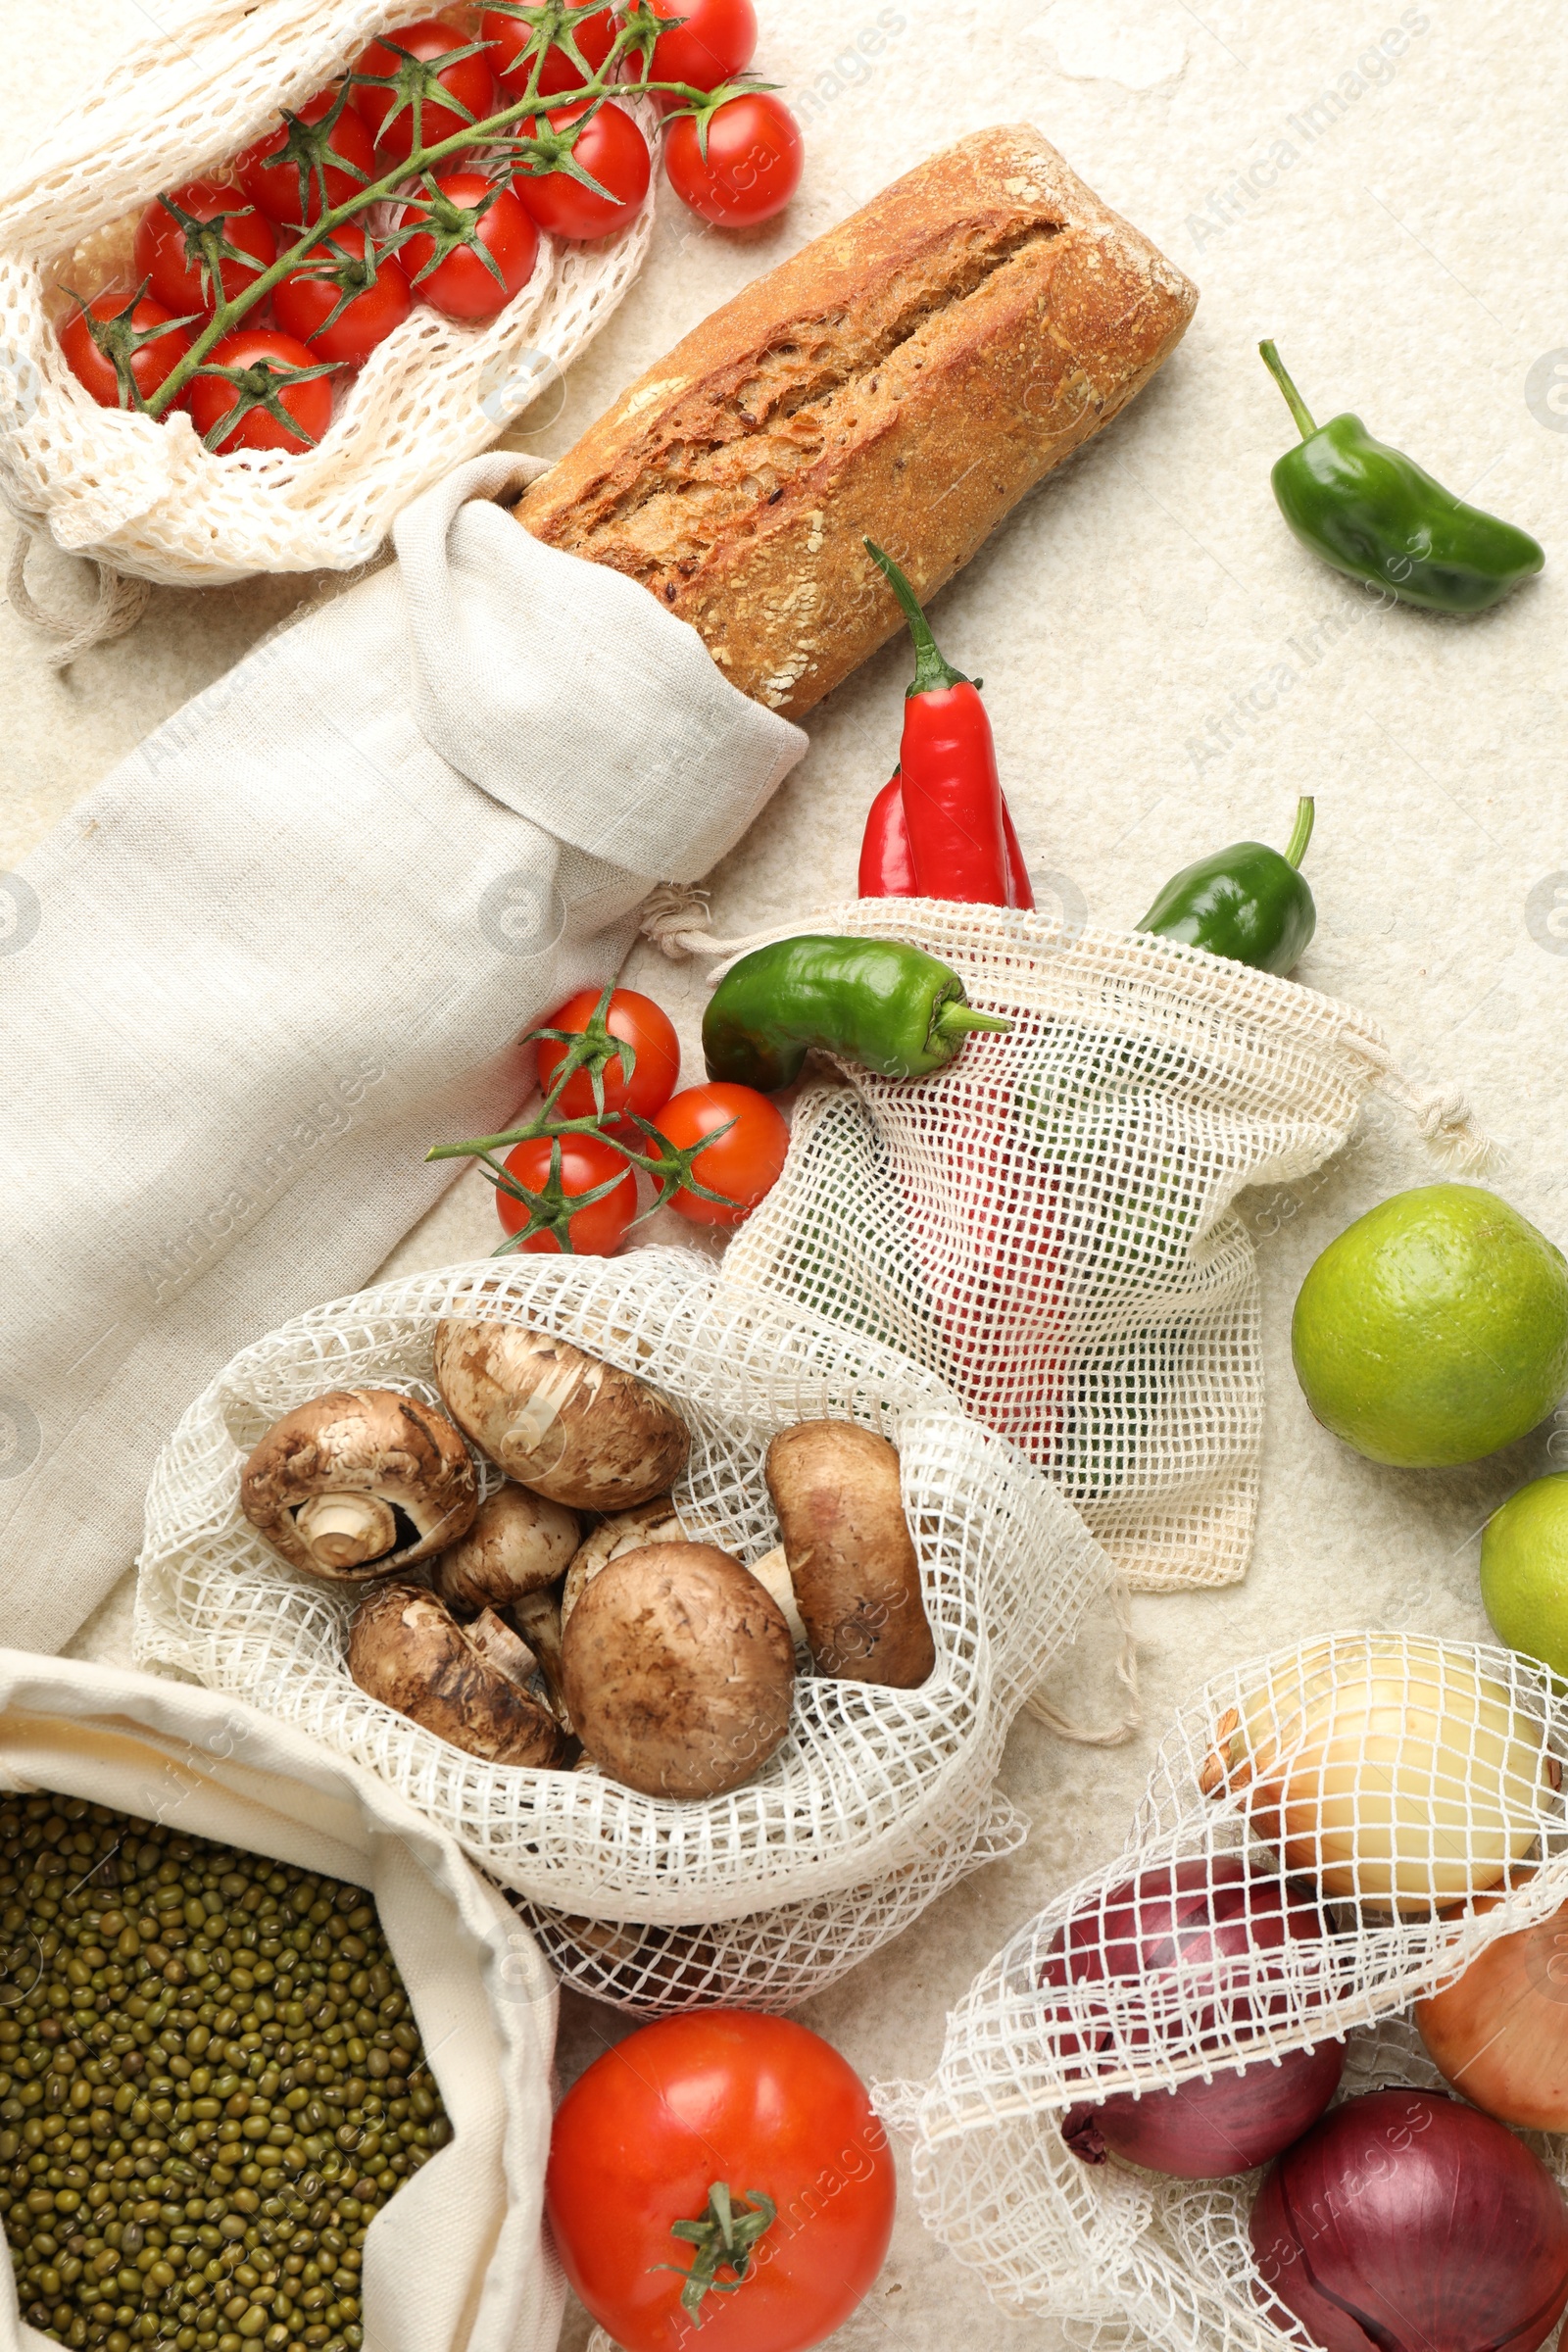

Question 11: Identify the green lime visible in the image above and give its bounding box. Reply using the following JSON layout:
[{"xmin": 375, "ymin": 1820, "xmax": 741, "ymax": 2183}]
[
  {"xmin": 1291, "ymin": 1183, "xmax": 1568, "ymax": 1467},
  {"xmin": 1480, "ymin": 1473, "xmax": 1568, "ymax": 1679}
]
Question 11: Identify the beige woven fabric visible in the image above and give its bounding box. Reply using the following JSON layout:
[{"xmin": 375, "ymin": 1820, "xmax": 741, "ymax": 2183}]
[
  {"xmin": 879, "ymin": 1632, "xmax": 1568, "ymax": 2352},
  {"xmin": 721, "ymin": 900, "xmax": 1491, "ymax": 1592},
  {"xmin": 0, "ymin": 0, "xmax": 653, "ymax": 590},
  {"xmin": 132, "ymin": 1248, "xmax": 1116, "ymax": 1996},
  {"xmin": 0, "ymin": 1648, "xmax": 561, "ymax": 2352}
]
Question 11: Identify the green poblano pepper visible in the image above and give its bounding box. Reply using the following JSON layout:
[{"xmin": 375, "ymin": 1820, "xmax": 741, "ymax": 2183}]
[
  {"xmin": 1259, "ymin": 341, "xmax": 1544, "ymax": 612},
  {"xmin": 1137, "ymin": 797, "xmax": 1317, "ymax": 975},
  {"xmin": 702, "ymin": 935, "xmax": 1012, "ymax": 1093}
]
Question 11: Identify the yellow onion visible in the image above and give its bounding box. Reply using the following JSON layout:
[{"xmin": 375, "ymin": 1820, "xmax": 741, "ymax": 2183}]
[
  {"xmin": 1416, "ymin": 1892, "xmax": 1568, "ymax": 2130},
  {"xmin": 1200, "ymin": 1637, "xmax": 1556, "ymax": 1913}
]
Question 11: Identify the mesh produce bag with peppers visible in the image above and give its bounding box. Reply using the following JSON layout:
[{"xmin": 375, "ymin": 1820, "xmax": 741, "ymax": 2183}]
[{"xmin": 876, "ymin": 1632, "xmax": 1568, "ymax": 2352}]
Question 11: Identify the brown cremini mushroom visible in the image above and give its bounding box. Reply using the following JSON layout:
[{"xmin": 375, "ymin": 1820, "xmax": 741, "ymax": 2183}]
[
  {"xmin": 560, "ymin": 1496, "xmax": 687, "ymax": 1628},
  {"xmin": 240, "ymin": 1389, "xmax": 477, "ymax": 1581},
  {"xmin": 433, "ymin": 1484, "xmax": 580, "ymax": 1729},
  {"xmin": 347, "ymin": 1582, "xmax": 564, "ymax": 1767},
  {"xmin": 562, "ymin": 1541, "xmax": 796, "ymax": 1799},
  {"xmin": 433, "ymin": 1318, "xmax": 689, "ymax": 1509},
  {"xmin": 764, "ymin": 1421, "xmax": 936, "ymax": 1687}
]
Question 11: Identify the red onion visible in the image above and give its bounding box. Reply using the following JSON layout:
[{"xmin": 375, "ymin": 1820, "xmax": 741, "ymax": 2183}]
[
  {"xmin": 1044, "ymin": 1857, "xmax": 1340, "ymax": 2179},
  {"xmin": 1063, "ymin": 2036, "xmax": 1343, "ymax": 2178},
  {"xmin": 1250, "ymin": 2089, "xmax": 1568, "ymax": 2352}
]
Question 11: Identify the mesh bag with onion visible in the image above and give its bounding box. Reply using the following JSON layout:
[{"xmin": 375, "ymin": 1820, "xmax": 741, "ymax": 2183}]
[
  {"xmin": 133, "ymin": 1247, "xmax": 1115, "ymax": 2012},
  {"xmin": 0, "ymin": 0, "xmax": 652, "ymax": 598},
  {"xmin": 877, "ymin": 1630, "xmax": 1568, "ymax": 2352},
  {"xmin": 716, "ymin": 900, "xmax": 1492, "ymax": 1595}
]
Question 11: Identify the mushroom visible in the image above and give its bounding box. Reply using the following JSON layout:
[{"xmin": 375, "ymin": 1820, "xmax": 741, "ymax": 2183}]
[
  {"xmin": 433, "ymin": 1317, "xmax": 689, "ymax": 1510},
  {"xmin": 562, "ymin": 1541, "xmax": 796, "ymax": 1799},
  {"xmin": 744, "ymin": 1544, "xmax": 809, "ymax": 1652},
  {"xmin": 432, "ymin": 1484, "xmax": 580, "ymax": 1727},
  {"xmin": 240, "ymin": 1389, "xmax": 477, "ymax": 1580},
  {"xmin": 764, "ymin": 1421, "xmax": 936, "ymax": 1687},
  {"xmin": 347, "ymin": 1582, "xmax": 564, "ymax": 1767},
  {"xmin": 560, "ymin": 1496, "xmax": 687, "ymax": 1628}
]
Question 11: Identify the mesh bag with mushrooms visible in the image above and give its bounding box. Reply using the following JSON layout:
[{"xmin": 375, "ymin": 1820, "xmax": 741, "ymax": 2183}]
[
  {"xmin": 134, "ymin": 1249, "xmax": 1115, "ymax": 2008},
  {"xmin": 875, "ymin": 1632, "xmax": 1568, "ymax": 2352}
]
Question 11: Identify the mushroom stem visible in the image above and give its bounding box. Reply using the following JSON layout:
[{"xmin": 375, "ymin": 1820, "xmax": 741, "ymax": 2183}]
[
  {"xmin": 511, "ymin": 1589, "xmax": 573, "ymax": 1732},
  {"xmin": 296, "ymin": 1492, "xmax": 398, "ymax": 1570}
]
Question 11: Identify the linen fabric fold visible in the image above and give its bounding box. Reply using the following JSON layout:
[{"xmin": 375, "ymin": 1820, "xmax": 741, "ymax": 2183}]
[{"xmin": 0, "ymin": 452, "xmax": 805, "ymax": 1652}]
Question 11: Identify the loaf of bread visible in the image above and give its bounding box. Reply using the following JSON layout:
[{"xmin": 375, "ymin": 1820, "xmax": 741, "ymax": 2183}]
[{"xmin": 515, "ymin": 124, "xmax": 1197, "ymax": 719}]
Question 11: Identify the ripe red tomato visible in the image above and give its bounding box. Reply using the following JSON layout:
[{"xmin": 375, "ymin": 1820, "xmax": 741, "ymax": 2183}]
[
  {"xmin": 353, "ymin": 21, "xmax": 498, "ymax": 167},
  {"xmin": 186, "ymin": 329, "xmax": 336, "ymax": 455},
  {"xmin": 495, "ymin": 1133, "xmax": 637, "ymax": 1253},
  {"xmin": 398, "ymin": 172, "xmax": 539, "ymax": 319},
  {"xmin": 645, "ymin": 0, "xmax": 756, "ymax": 92},
  {"xmin": 664, "ymin": 92, "xmax": 803, "ymax": 227},
  {"xmin": 273, "ymin": 225, "xmax": 412, "ymax": 366},
  {"xmin": 483, "ymin": 2, "xmax": 617, "ymax": 99},
  {"xmin": 547, "ymin": 2011, "xmax": 897, "ymax": 2352},
  {"xmin": 658, "ymin": 1082, "xmax": 788, "ymax": 1225},
  {"xmin": 234, "ymin": 85, "xmax": 379, "ymax": 226},
  {"xmin": 132, "ymin": 179, "xmax": 277, "ymax": 318},
  {"xmin": 58, "ymin": 292, "xmax": 194, "ymax": 412},
  {"xmin": 535, "ymin": 987, "xmax": 680, "ymax": 1123},
  {"xmin": 514, "ymin": 101, "xmax": 650, "ymax": 240}
]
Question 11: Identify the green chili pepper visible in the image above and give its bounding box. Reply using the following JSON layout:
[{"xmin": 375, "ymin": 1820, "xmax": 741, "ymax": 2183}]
[
  {"xmin": 1137, "ymin": 796, "xmax": 1316, "ymax": 975},
  {"xmin": 702, "ymin": 935, "xmax": 1012, "ymax": 1093},
  {"xmin": 1259, "ymin": 341, "xmax": 1544, "ymax": 612}
]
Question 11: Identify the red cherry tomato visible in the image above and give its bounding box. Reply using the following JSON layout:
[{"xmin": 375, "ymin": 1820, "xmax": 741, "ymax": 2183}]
[
  {"xmin": 273, "ymin": 225, "xmax": 412, "ymax": 366},
  {"xmin": 514, "ymin": 100, "xmax": 650, "ymax": 240},
  {"xmin": 658, "ymin": 1081, "xmax": 788, "ymax": 1226},
  {"xmin": 353, "ymin": 20, "xmax": 499, "ymax": 168},
  {"xmin": 186, "ymin": 328, "xmax": 336, "ymax": 455},
  {"xmin": 495, "ymin": 1133, "xmax": 637, "ymax": 1253},
  {"xmin": 132, "ymin": 179, "xmax": 277, "ymax": 318},
  {"xmin": 547, "ymin": 2011, "xmax": 897, "ymax": 2352},
  {"xmin": 234, "ymin": 86, "xmax": 379, "ymax": 226},
  {"xmin": 535, "ymin": 987, "xmax": 680, "ymax": 1123},
  {"xmin": 483, "ymin": 2, "xmax": 617, "ymax": 100},
  {"xmin": 398, "ymin": 172, "xmax": 539, "ymax": 319},
  {"xmin": 646, "ymin": 0, "xmax": 756, "ymax": 92},
  {"xmin": 663, "ymin": 92, "xmax": 803, "ymax": 227},
  {"xmin": 57, "ymin": 292, "xmax": 194, "ymax": 412}
]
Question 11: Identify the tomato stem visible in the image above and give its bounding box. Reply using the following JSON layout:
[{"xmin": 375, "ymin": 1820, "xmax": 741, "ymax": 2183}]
[{"xmin": 656, "ymin": 2181, "xmax": 777, "ymax": 2321}]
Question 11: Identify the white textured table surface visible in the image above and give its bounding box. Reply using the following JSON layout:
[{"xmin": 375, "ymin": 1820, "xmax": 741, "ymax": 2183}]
[{"xmin": 6, "ymin": 3, "xmax": 1568, "ymax": 2343}]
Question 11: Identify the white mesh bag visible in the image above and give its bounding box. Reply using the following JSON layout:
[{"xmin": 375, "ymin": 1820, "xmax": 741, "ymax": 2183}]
[
  {"xmin": 717, "ymin": 900, "xmax": 1492, "ymax": 1592},
  {"xmin": 0, "ymin": 0, "xmax": 653, "ymax": 601},
  {"xmin": 0, "ymin": 1648, "xmax": 561, "ymax": 2352},
  {"xmin": 133, "ymin": 1246, "xmax": 1116, "ymax": 2005},
  {"xmin": 879, "ymin": 1631, "xmax": 1568, "ymax": 2352}
]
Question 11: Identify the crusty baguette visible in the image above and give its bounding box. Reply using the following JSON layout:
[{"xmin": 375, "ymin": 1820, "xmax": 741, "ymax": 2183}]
[{"xmin": 515, "ymin": 124, "xmax": 1196, "ymax": 718}]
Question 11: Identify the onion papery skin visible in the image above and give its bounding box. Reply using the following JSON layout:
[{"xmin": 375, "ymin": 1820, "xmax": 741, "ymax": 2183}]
[
  {"xmin": 1250, "ymin": 2089, "xmax": 1568, "ymax": 2352},
  {"xmin": 1062, "ymin": 2035, "xmax": 1344, "ymax": 2178},
  {"xmin": 1202, "ymin": 1638, "xmax": 1553, "ymax": 1914},
  {"xmin": 1416, "ymin": 1892, "xmax": 1568, "ymax": 2130},
  {"xmin": 1040, "ymin": 1856, "xmax": 1332, "ymax": 2067}
]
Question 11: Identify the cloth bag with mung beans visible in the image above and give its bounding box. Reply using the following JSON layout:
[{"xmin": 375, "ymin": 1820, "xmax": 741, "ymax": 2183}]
[
  {"xmin": 0, "ymin": 451, "xmax": 803, "ymax": 1656},
  {"xmin": 0, "ymin": 1649, "xmax": 561, "ymax": 2352}
]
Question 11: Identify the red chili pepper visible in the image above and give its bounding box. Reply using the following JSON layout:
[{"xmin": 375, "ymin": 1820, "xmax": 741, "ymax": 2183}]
[
  {"xmin": 858, "ymin": 767, "xmax": 1034, "ymax": 907},
  {"xmin": 863, "ymin": 542, "xmax": 1027, "ymax": 908}
]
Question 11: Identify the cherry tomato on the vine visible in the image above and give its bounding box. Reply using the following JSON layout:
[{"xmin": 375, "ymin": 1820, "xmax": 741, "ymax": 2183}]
[
  {"xmin": 495, "ymin": 1132, "xmax": 637, "ymax": 1254},
  {"xmin": 397, "ymin": 172, "xmax": 540, "ymax": 320},
  {"xmin": 535, "ymin": 987, "xmax": 680, "ymax": 1123},
  {"xmin": 273, "ymin": 224, "xmax": 413, "ymax": 366},
  {"xmin": 57, "ymin": 292, "xmax": 194, "ymax": 412},
  {"xmin": 663, "ymin": 91, "xmax": 803, "ymax": 227},
  {"xmin": 132, "ymin": 179, "xmax": 277, "ymax": 318},
  {"xmin": 353, "ymin": 20, "xmax": 499, "ymax": 168},
  {"xmin": 235, "ymin": 86, "xmax": 379, "ymax": 226},
  {"xmin": 514, "ymin": 100, "xmax": 651, "ymax": 241},
  {"xmin": 547, "ymin": 2010, "xmax": 897, "ymax": 2352},
  {"xmin": 483, "ymin": 2, "xmax": 618, "ymax": 100},
  {"xmin": 186, "ymin": 328, "xmax": 336, "ymax": 456},
  {"xmin": 645, "ymin": 0, "xmax": 757, "ymax": 93},
  {"xmin": 658, "ymin": 1081, "xmax": 788, "ymax": 1226}
]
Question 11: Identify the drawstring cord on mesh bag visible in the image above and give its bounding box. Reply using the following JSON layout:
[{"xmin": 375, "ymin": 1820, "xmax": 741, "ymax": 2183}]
[
  {"xmin": 5, "ymin": 520, "xmax": 150, "ymax": 667},
  {"xmin": 1335, "ymin": 1026, "xmax": 1497, "ymax": 1174}
]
